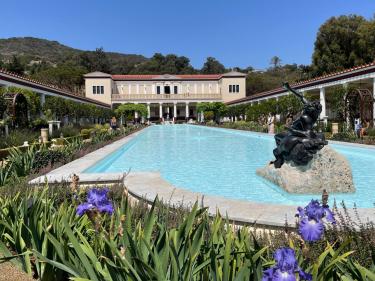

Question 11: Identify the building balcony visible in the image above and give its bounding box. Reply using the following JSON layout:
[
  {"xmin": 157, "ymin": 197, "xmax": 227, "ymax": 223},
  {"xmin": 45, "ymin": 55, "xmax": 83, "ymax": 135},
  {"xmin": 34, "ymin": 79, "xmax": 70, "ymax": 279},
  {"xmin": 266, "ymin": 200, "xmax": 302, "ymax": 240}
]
[{"xmin": 111, "ymin": 93, "xmax": 222, "ymax": 102}]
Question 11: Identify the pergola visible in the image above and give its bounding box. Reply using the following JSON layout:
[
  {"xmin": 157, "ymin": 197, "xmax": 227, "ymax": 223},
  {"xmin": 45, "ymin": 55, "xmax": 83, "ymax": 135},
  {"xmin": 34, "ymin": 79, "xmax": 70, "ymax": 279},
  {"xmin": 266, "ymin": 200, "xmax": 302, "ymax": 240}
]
[
  {"xmin": 345, "ymin": 88, "xmax": 374, "ymax": 127},
  {"xmin": 3, "ymin": 92, "xmax": 29, "ymax": 127}
]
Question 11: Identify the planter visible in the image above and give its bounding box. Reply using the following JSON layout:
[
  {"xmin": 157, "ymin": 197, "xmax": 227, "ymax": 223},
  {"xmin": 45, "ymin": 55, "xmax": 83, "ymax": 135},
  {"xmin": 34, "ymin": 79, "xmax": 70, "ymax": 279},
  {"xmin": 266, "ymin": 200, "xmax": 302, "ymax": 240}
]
[{"xmin": 41, "ymin": 128, "xmax": 49, "ymax": 143}]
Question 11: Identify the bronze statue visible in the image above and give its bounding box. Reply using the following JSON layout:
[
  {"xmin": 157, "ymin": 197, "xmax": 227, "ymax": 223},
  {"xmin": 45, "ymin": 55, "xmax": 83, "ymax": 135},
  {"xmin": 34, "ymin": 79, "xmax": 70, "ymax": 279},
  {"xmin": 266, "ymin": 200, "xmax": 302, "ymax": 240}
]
[{"xmin": 272, "ymin": 82, "xmax": 327, "ymax": 168}]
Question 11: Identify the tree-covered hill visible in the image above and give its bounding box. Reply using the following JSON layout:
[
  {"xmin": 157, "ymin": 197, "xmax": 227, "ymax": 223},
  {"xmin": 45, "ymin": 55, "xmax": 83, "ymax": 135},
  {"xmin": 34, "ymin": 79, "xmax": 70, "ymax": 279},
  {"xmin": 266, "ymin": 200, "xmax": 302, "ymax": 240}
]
[{"xmin": 0, "ymin": 37, "xmax": 147, "ymax": 73}]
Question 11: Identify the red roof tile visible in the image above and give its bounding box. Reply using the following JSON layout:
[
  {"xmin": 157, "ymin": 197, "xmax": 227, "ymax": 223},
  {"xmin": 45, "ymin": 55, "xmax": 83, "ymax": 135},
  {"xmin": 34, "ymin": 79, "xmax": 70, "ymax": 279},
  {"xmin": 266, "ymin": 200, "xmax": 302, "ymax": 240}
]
[
  {"xmin": 227, "ymin": 61, "xmax": 375, "ymax": 105},
  {"xmin": 112, "ymin": 74, "xmax": 223, "ymax": 80},
  {"xmin": 0, "ymin": 68, "xmax": 110, "ymax": 108}
]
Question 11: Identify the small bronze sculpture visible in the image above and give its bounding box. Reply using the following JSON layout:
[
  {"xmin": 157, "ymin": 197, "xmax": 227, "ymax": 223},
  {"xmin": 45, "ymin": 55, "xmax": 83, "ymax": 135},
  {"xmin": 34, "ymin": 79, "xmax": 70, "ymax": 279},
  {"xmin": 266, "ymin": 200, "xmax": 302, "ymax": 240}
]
[{"xmin": 272, "ymin": 82, "xmax": 328, "ymax": 168}]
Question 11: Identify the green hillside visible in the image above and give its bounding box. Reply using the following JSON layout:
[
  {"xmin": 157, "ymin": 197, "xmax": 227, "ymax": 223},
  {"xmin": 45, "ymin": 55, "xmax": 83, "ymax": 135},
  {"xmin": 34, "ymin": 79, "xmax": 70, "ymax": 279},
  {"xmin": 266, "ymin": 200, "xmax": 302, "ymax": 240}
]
[{"xmin": 0, "ymin": 37, "xmax": 147, "ymax": 73}]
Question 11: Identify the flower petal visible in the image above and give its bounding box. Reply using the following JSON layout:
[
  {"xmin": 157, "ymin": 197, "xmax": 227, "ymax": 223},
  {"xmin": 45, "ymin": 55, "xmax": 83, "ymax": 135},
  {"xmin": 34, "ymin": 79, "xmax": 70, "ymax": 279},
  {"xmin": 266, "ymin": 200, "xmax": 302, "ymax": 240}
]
[
  {"xmin": 273, "ymin": 269, "xmax": 296, "ymax": 281},
  {"xmin": 76, "ymin": 203, "xmax": 94, "ymax": 216},
  {"xmin": 87, "ymin": 188, "xmax": 109, "ymax": 205},
  {"xmin": 274, "ymin": 247, "xmax": 297, "ymax": 272},
  {"xmin": 299, "ymin": 218, "xmax": 324, "ymax": 242},
  {"xmin": 323, "ymin": 207, "xmax": 336, "ymax": 224},
  {"xmin": 298, "ymin": 268, "xmax": 312, "ymax": 281},
  {"xmin": 262, "ymin": 267, "xmax": 276, "ymax": 281},
  {"xmin": 97, "ymin": 202, "xmax": 114, "ymax": 215}
]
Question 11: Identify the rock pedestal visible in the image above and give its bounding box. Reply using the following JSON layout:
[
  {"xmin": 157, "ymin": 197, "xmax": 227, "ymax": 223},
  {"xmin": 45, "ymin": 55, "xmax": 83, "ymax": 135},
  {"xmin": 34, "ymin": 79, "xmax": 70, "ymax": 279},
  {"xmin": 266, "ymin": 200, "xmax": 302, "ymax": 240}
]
[{"xmin": 256, "ymin": 146, "xmax": 355, "ymax": 194}]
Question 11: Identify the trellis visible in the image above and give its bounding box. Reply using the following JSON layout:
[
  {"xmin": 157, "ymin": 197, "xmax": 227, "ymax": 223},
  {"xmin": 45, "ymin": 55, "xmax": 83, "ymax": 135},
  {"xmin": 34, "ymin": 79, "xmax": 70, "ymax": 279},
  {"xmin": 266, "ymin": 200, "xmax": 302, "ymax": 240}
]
[
  {"xmin": 3, "ymin": 92, "xmax": 29, "ymax": 127},
  {"xmin": 345, "ymin": 89, "xmax": 374, "ymax": 128}
]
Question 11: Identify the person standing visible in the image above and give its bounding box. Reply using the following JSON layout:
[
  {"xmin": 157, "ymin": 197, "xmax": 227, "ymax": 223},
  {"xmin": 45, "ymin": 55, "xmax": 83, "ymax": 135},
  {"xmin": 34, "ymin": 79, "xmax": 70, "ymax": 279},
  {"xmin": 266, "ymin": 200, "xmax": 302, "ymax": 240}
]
[
  {"xmin": 267, "ymin": 113, "xmax": 275, "ymax": 134},
  {"xmin": 110, "ymin": 116, "xmax": 117, "ymax": 130}
]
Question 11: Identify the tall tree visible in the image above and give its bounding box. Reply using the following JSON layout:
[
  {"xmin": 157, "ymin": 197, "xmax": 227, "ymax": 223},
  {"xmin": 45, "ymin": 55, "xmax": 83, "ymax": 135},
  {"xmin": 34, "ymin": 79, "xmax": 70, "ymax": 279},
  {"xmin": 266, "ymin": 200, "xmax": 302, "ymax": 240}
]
[
  {"xmin": 91, "ymin": 47, "xmax": 111, "ymax": 73},
  {"xmin": 201, "ymin": 57, "xmax": 226, "ymax": 74},
  {"xmin": 6, "ymin": 55, "xmax": 24, "ymax": 74},
  {"xmin": 312, "ymin": 15, "xmax": 368, "ymax": 75},
  {"xmin": 270, "ymin": 56, "xmax": 282, "ymax": 69}
]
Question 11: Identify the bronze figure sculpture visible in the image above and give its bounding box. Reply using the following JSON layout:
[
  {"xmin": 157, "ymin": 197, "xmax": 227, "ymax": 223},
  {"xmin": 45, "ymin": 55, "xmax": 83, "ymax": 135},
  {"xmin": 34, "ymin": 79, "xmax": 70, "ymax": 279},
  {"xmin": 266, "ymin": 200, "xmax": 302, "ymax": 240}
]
[{"xmin": 272, "ymin": 82, "xmax": 328, "ymax": 168}]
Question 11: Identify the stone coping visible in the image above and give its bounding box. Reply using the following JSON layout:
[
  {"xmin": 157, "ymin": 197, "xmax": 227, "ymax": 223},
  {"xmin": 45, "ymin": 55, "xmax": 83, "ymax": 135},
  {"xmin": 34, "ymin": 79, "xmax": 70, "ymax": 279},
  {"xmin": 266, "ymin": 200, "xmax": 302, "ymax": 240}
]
[{"xmin": 29, "ymin": 125, "xmax": 375, "ymax": 227}]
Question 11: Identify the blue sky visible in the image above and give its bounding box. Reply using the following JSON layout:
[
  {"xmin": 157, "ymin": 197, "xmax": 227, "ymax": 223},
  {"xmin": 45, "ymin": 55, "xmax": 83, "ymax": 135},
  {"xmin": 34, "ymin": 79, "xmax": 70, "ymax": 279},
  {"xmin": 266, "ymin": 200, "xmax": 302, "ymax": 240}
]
[{"xmin": 1, "ymin": 0, "xmax": 374, "ymax": 70}]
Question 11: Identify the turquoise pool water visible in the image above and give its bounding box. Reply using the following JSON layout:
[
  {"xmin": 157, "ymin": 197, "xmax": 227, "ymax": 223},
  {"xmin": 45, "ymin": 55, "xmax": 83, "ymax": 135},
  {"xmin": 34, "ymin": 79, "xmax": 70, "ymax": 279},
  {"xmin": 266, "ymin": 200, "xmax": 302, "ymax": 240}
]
[{"xmin": 85, "ymin": 125, "xmax": 375, "ymax": 208}]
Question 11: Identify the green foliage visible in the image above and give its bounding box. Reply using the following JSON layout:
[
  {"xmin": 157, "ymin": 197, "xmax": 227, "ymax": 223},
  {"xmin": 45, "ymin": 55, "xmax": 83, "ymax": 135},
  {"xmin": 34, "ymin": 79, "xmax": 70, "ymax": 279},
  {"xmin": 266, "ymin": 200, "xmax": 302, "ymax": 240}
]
[
  {"xmin": 325, "ymin": 85, "xmax": 353, "ymax": 122},
  {"xmin": 0, "ymin": 86, "xmax": 41, "ymax": 118},
  {"xmin": 31, "ymin": 64, "xmax": 87, "ymax": 91},
  {"xmin": 203, "ymin": 111, "xmax": 214, "ymax": 121},
  {"xmin": 51, "ymin": 125, "xmax": 81, "ymax": 138},
  {"xmin": 130, "ymin": 53, "xmax": 196, "ymax": 74},
  {"xmin": 246, "ymin": 64, "xmax": 312, "ymax": 96},
  {"xmin": 0, "ymin": 129, "xmax": 39, "ymax": 149},
  {"xmin": 0, "ymin": 187, "xmax": 373, "ymax": 280},
  {"xmin": 197, "ymin": 102, "xmax": 227, "ymax": 123},
  {"xmin": 43, "ymin": 95, "xmax": 113, "ymax": 121},
  {"xmin": 312, "ymin": 15, "xmax": 375, "ymax": 75},
  {"xmin": 227, "ymin": 104, "xmax": 248, "ymax": 119},
  {"xmin": 201, "ymin": 57, "xmax": 226, "ymax": 74},
  {"xmin": 115, "ymin": 103, "xmax": 148, "ymax": 120},
  {"xmin": 5, "ymin": 55, "xmax": 25, "ymax": 74},
  {"xmin": 6, "ymin": 146, "xmax": 37, "ymax": 177}
]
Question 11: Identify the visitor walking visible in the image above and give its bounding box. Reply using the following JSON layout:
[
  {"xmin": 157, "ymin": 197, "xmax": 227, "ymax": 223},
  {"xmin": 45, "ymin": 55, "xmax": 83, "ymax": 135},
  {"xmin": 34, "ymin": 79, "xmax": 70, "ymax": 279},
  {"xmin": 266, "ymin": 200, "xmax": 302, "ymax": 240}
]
[{"xmin": 354, "ymin": 118, "xmax": 361, "ymax": 138}]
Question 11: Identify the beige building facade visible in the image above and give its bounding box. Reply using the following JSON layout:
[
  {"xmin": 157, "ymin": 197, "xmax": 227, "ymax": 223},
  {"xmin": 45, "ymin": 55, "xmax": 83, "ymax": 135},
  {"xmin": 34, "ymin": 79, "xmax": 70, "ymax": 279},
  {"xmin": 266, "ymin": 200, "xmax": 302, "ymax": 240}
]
[{"xmin": 84, "ymin": 71, "xmax": 246, "ymax": 121}]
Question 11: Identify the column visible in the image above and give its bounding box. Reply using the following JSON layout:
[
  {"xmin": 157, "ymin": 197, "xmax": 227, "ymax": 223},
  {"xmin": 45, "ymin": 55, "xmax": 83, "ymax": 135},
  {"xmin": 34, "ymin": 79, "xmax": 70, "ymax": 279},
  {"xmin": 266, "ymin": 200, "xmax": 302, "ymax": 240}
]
[
  {"xmin": 159, "ymin": 103, "xmax": 163, "ymax": 120},
  {"xmin": 319, "ymin": 87, "xmax": 327, "ymax": 124},
  {"xmin": 39, "ymin": 93, "xmax": 45, "ymax": 117},
  {"xmin": 134, "ymin": 102, "xmax": 138, "ymax": 121},
  {"xmin": 373, "ymin": 78, "xmax": 375, "ymax": 122},
  {"xmin": 173, "ymin": 103, "xmax": 177, "ymax": 122},
  {"xmin": 40, "ymin": 93, "xmax": 45, "ymax": 106},
  {"xmin": 147, "ymin": 103, "xmax": 150, "ymax": 120},
  {"xmin": 342, "ymin": 83, "xmax": 350, "ymax": 128},
  {"xmin": 185, "ymin": 102, "xmax": 189, "ymax": 120}
]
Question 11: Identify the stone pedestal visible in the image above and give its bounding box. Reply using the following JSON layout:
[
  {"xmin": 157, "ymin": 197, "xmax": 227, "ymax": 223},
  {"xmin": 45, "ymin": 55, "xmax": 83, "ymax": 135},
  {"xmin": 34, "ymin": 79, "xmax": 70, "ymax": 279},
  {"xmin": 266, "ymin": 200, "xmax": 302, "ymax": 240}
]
[
  {"xmin": 48, "ymin": 120, "xmax": 61, "ymax": 135},
  {"xmin": 41, "ymin": 128, "xmax": 48, "ymax": 143},
  {"xmin": 256, "ymin": 146, "xmax": 355, "ymax": 194},
  {"xmin": 332, "ymin": 123, "xmax": 339, "ymax": 135}
]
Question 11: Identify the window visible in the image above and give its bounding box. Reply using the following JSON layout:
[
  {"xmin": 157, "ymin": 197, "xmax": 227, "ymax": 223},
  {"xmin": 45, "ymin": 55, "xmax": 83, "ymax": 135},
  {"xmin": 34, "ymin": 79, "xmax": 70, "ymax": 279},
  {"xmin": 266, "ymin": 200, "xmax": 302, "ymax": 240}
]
[
  {"xmin": 157, "ymin": 86, "xmax": 161, "ymax": 94},
  {"xmin": 93, "ymin": 86, "xmax": 104, "ymax": 94},
  {"xmin": 229, "ymin": 85, "xmax": 239, "ymax": 93},
  {"xmin": 174, "ymin": 85, "xmax": 178, "ymax": 94}
]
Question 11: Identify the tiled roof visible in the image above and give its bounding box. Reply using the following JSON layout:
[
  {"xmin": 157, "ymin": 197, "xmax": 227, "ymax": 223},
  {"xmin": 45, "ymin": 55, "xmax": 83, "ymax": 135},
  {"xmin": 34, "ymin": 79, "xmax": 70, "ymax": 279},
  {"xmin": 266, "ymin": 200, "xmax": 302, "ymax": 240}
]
[
  {"xmin": 112, "ymin": 74, "xmax": 223, "ymax": 80},
  {"xmin": 0, "ymin": 68, "xmax": 111, "ymax": 108},
  {"xmin": 227, "ymin": 61, "xmax": 375, "ymax": 105}
]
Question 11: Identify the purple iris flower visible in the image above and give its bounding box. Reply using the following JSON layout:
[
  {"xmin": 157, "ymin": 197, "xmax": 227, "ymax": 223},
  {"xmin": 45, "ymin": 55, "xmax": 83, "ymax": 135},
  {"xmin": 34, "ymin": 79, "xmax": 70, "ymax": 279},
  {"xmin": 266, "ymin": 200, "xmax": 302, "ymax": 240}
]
[
  {"xmin": 297, "ymin": 200, "xmax": 335, "ymax": 242},
  {"xmin": 76, "ymin": 188, "xmax": 114, "ymax": 216},
  {"xmin": 262, "ymin": 247, "xmax": 311, "ymax": 281}
]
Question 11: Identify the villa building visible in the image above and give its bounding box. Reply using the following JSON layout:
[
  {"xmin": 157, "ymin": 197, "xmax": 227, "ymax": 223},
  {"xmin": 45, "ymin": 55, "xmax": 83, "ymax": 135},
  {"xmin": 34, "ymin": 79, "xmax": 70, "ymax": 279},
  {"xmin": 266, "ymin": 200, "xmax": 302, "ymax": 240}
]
[{"xmin": 83, "ymin": 71, "xmax": 246, "ymax": 121}]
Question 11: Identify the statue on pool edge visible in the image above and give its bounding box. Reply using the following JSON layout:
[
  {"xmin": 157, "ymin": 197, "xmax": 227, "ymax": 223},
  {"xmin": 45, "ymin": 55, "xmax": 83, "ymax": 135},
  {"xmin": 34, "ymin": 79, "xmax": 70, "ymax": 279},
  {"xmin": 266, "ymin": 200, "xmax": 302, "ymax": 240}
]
[{"xmin": 272, "ymin": 82, "xmax": 328, "ymax": 168}]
